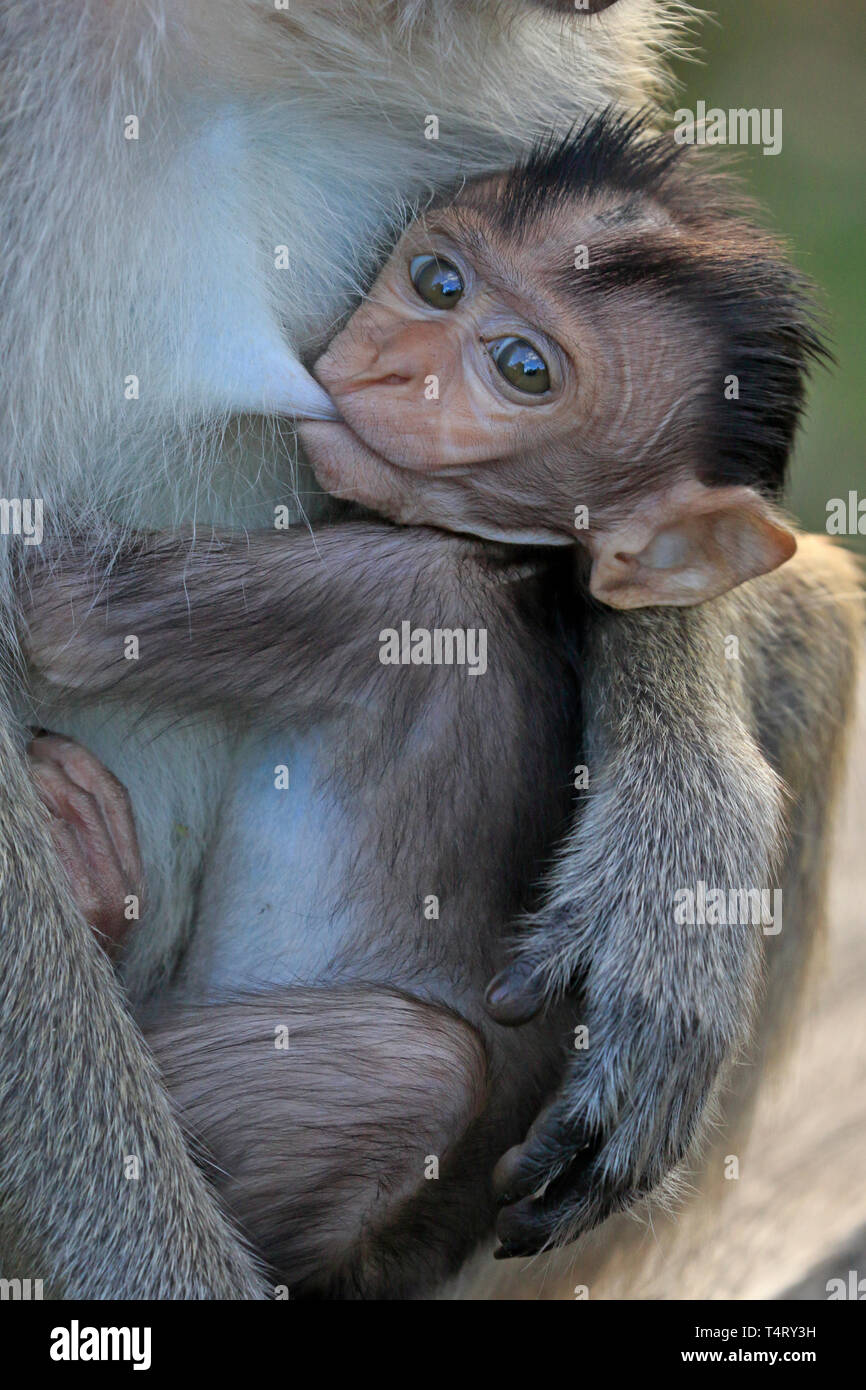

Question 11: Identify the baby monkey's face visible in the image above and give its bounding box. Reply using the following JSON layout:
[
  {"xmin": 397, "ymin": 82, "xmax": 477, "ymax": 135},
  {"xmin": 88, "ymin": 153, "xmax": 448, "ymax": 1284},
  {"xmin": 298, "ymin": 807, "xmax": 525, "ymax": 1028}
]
[
  {"xmin": 300, "ymin": 199, "xmax": 637, "ymax": 546},
  {"xmin": 299, "ymin": 190, "xmax": 795, "ymax": 606}
]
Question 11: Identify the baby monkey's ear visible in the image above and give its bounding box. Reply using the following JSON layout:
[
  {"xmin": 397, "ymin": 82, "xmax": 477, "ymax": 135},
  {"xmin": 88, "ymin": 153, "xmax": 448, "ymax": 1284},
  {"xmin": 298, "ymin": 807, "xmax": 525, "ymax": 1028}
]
[{"xmin": 587, "ymin": 478, "xmax": 797, "ymax": 609}]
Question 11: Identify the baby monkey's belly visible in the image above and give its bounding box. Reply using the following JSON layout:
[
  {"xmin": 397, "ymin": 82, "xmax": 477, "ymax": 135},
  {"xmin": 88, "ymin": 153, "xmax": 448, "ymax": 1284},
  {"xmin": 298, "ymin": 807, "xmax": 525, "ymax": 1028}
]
[
  {"xmin": 180, "ymin": 727, "xmax": 366, "ymax": 997},
  {"xmin": 179, "ymin": 722, "xmax": 504, "ymax": 1006},
  {"xmin": 177, "ymin": 709, "xmax": 551, "ymax": 1037}
]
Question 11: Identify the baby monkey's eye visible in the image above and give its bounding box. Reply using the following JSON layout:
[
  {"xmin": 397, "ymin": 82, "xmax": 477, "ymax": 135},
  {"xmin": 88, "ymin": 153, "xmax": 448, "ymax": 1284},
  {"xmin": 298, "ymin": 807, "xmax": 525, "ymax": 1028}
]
[
  {"xmin": 489, "ymin": 336, "xmax": 551, "ymax": 395},
  {"xmin": 409, "ymin": 254, "xmax": 464, "ymax": 309}
]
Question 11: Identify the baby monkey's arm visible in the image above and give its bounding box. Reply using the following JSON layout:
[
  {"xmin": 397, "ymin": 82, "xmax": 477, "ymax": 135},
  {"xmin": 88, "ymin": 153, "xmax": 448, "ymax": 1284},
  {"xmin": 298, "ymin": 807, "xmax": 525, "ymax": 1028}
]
[
  {"xmin": 488, "ymin": 540, "xmax": 862, "ymax": 1256},
  {"xmin": 487, "ymin": 595, "xmax": 781, "ymax": 1252},
  {"xmin": 22, "ymin": 524, "xmax": 491, "ymax": 716}
]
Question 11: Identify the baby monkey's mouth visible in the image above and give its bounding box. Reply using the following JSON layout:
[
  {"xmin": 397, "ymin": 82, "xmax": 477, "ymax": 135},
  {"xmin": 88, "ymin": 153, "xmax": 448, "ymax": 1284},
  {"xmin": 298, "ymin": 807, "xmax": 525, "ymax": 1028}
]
[{"xmin": 297, "ymin": 416, "xmax": 411, "ymax": 512}]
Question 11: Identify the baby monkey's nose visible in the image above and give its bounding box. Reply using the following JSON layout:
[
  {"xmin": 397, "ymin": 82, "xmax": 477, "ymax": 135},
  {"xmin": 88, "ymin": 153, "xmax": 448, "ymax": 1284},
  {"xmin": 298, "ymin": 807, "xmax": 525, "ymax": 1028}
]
[
  {"xmin": 374, "ymin": 372, "xmax": 412, "ymax": 387},
  {"xmin": 326, "ymin": 368, "xmax": 412, "ymax": 397}
]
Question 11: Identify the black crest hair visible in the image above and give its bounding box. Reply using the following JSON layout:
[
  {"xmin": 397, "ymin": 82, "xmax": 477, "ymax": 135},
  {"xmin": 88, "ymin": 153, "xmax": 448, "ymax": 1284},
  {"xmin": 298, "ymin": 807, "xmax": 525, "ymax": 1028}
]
[{"xmin": 465, "ymin": 108, "xmax": 830, "ymax": 497}]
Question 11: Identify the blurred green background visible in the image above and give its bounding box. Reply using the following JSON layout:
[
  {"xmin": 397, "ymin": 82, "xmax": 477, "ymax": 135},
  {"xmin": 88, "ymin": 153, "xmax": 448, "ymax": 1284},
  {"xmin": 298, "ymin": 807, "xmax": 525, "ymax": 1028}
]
[{"xmin": 670, "ymin": 0, "xmax": 865, "ymax": 551}]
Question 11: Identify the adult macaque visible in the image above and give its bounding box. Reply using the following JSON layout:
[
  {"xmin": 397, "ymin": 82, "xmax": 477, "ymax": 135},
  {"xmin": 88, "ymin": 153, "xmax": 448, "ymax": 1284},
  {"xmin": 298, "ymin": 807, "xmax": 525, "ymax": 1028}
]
[
  {"xmin": 23, "ymin": 114, "xmax": 862, "ymax": 1294},
  {"xmin": 0, "ymin": 0, "xmax": 694, "ymax": 1297}
]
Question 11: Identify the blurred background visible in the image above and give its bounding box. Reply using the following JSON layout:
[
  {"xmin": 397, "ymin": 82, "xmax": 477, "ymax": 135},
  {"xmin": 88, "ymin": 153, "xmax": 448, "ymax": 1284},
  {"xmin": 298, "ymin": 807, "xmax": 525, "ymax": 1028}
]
[{"xmin": 672, "ymin": 0, "xmax": 865, "ymax": 552}]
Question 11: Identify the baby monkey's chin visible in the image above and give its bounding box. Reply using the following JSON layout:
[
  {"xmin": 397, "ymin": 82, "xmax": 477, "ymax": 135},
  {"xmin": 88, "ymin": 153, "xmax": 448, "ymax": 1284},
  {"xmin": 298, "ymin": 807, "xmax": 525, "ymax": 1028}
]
[{"xmin": 298, "ymin": 419, "xmax": 422, "ymax": 522}]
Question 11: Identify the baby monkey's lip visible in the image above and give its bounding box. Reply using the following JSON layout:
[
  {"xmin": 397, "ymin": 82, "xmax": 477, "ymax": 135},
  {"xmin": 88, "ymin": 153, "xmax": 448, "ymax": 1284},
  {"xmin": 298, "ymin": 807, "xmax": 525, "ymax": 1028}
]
[
  {"xmin": 298, "ymin": 416, "xmax": 413, "ymax": 508},
  {"xmin": 301, "ymin": 416, "xmax": 392, "ymax": 458},
  {"xmin": 299, "ymin": 414, "xmax": 399, "ymax": 471}
]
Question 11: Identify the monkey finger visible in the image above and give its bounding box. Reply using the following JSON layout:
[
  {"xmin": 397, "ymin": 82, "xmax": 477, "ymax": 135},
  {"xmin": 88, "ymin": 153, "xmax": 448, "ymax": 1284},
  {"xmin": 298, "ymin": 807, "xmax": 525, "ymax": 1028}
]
[
  {"xmin": 484, "ymin": 957, "xmax": 548, "ymax": 1024},
  {"xmin": 492, "ymin": 1103, "xmax": 599, "ymax": 1205},
  {"xmin": 494, "ymin": 1123, "xmax": 649, "ymax": 1257},
  {"xmin": 494, "ymin": 1080, "xmax": 700, "ymax": 1256},
  {"xmin": 493, "ymin": 1169, "xmax": 630, "ymax": 1259},
  {"xmin": 494, "ymin": 1165, "xmax": 599, "ymax": 1257},
  {"xmin": 493, "ymin": 1196, "xmax": 552, "ymax": 1258}
]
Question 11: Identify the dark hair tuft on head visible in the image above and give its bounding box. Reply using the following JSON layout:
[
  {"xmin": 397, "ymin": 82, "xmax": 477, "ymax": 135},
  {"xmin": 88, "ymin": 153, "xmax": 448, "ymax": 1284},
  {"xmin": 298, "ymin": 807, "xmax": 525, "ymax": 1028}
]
[{"xmin": 473, "ymin": 108, "xmax": 830, "ymax": 497}]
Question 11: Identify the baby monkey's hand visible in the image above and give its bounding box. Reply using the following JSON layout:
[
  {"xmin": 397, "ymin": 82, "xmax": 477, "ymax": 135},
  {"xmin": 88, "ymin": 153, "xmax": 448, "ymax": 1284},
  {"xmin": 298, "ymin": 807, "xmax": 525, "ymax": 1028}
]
[
  {"xmin": 29, "ymin": 733, "xmax": 143, "ymax": 959},
  {"xmin": 487, "ymin": 965, "xmax": 725, "ymax": 1256}
]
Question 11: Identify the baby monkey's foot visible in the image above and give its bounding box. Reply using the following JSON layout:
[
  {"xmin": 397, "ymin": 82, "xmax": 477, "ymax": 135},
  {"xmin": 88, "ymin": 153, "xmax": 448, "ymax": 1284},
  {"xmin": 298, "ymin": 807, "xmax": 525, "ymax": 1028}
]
[{"xmin": 29, "ymin": 732, "xmax": 143, "ymax": 959}]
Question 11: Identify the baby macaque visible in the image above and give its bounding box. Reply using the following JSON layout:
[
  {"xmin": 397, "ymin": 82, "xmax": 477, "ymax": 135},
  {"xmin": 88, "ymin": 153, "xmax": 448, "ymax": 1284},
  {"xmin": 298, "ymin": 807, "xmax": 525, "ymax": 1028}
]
[{"xmin": 23, "ymin": 112, "xmax": 823, "ymax": 1293}]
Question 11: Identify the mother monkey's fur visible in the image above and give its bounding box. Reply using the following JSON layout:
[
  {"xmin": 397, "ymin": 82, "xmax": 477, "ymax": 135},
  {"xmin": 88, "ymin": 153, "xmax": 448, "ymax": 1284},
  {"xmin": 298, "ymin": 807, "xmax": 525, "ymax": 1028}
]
[{"xmin": 0, "ymin": 1, "xmax": 860, "ymax": 1299}]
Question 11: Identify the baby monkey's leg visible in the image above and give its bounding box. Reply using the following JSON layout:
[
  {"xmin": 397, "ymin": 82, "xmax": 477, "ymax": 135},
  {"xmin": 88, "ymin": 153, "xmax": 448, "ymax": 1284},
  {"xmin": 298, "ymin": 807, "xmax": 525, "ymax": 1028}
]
[
  {"xmin": 26, "ymin": 735, "xmax": 490, "ymax": 1292},
  {"xmin": 24, "ymin": 551, "xmax": 498, "ymax": 1291},
  {"xmin": 28, "ymin": 733, "xmax": 143, "ymax": 960},
  {"xmin": 146, "ymin": 987, "xmax": 489, "ymax": 1297}
]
